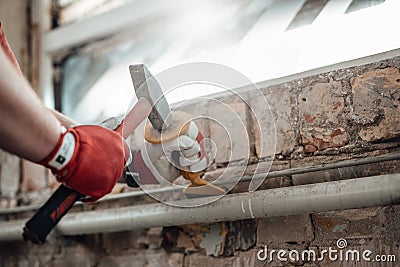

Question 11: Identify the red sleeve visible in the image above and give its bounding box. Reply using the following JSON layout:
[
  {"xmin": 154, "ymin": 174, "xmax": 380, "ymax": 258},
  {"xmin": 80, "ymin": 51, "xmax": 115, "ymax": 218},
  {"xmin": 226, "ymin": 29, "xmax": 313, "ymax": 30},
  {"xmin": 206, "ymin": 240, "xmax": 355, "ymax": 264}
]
[{"xmin": 0, "ymin": 22, "xmax": 23, "ymax": 75}]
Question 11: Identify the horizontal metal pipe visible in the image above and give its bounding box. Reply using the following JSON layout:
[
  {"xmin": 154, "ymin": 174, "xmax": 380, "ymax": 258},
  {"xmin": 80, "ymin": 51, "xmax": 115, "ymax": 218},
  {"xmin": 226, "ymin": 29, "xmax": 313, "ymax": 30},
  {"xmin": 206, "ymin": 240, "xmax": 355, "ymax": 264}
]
[
  {"xmin": 74, "ymin": 150, "xmax": 400, "ymax": 200},
  {"xmin": 1, "ymin": 151, "xmax": 398, "ymax": 216},
  {"xmin": 0, "ymin": 173, "xmax": 399, "ymax": 241}
]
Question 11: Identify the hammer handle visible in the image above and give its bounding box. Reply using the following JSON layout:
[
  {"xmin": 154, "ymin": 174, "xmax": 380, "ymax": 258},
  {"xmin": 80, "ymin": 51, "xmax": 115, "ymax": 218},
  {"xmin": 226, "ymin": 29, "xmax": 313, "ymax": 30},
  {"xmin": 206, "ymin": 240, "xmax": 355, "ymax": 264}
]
[
  {"xmin": 23, "ymin": 185, "xmax": 82, "ymax": 244},
  {"xmin": 22, "ymin": 98, "xmax": 151, "ymax": 244}
]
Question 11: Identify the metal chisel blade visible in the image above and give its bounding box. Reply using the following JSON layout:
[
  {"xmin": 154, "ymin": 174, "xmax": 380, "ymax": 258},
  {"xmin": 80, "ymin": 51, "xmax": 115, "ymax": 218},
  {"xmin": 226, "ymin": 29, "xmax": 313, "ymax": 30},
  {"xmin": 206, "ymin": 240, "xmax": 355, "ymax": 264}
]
[{"xmin": 129, "ymin": 64, "xmax": 172, "ymax": 131}]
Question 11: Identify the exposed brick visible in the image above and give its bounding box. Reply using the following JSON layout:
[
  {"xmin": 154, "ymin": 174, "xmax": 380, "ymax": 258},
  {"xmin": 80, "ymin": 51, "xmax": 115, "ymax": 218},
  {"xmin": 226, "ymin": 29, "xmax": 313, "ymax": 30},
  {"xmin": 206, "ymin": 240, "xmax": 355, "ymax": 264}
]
[
  {"xmin": 185, "ymin": 251, "xmax": 261, "ymax": 267},
  {"xmin": 175, "ymin": 99, "xmax": 214, "ymax": 162},
  {"xmin": 229, "ymin": 160, "xmax": 291, "ymax": 193},
  {"xmin": 292, "ymin": 153, "xmax": 400, "ymax": 185},
  {"xmin": 22, "ymin": 160, "xmax": 47, "ymax": 192},
  {"xmin": 102, "ymin": 231, "xmax": 141, "ymax": 254},
  {"xmin": 99, "ymin": 251, "xmax": 183, "ymax": 267},
  {"xmin": 224, "ymin": 220, "xmax": 257, "ymax": 256},
  {"xmin": 0, "ymin": 150, "xmax": 20, "ymax": 207},
  {"xmin": 98, "ymin": 254, "xmax": 140, "ymax": 267},
  {"xmin": 250, "ymin": 87, "xmax": 297, "ymax": 157},
  {"xmin": 176, "ymin": 231, "xmax": 197, "ymax": 252},
  {"xmin": 203, "ymin": 159, "xmax": 290, "ymax": 193},
  {"xmin": 58, "ymin": 244, "xmax": 93, "ymax": 267},
  {"xmin": 209, "ymin": 101, "xmax": 250, "ymax": 163},
  {"xmin": 233, "ymin": 250, "xmax": 259, "ymax": 267},
  {"xmin": 184, "ymin": 253, "xmax": 236, "ymax": 267},
  {"xmin": 257, "ymin": 215, "xmax": 314, "ymax": 245},
  {"xmin": 171, "ymin": 223, "xmax": 228, "ymax": 256},
  {"xmin": 312, "ymin": 208, "xmax": 382, "ymax": 246},
  {"xmin": 2, "ymin": 39, "xmax": 400, "ymax": 267},
  {"xmin": 145, "ymin": 227, "xmax": 164, "ymax": 249},
  {"xmin": 164, "ymin": 253, "xmax": 184, "ymax": 267},
  {"xmin": 174, "ymin": 99, "xmax": 210, "ymax": 139},
  {"xmin": 299, "ymin": 81, "xmax": 349, "ymax": 152},
  {"xmin": 351, "ymin": 68, "xmax": 400, "ymax": 141},
  {"xmin": 0, "ymin": 239, "xmax": 62, "ymax": 266},
  {"xmin": 377, "ymin": 205, "xmax": 400, "ymax": 247}
]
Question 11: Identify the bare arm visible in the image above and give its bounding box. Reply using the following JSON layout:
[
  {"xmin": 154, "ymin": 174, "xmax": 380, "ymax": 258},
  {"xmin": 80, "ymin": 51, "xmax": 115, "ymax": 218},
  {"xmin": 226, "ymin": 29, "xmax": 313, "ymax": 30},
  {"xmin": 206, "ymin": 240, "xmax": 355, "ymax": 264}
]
[
  {"xmin": 0, "ymin": 49, "xmax": 61, "ymax": 162},
  {"xmin": 49, "ymin": 108, "xmax": 77, "ymax": 127}
]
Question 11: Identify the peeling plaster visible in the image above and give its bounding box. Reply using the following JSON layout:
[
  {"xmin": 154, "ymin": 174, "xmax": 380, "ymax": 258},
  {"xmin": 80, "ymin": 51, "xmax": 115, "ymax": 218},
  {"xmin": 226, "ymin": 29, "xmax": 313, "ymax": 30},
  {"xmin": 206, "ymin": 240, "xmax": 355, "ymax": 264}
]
[{"xmin": 200, "ymin": 224, "xmax": 224, "ymax": 256}]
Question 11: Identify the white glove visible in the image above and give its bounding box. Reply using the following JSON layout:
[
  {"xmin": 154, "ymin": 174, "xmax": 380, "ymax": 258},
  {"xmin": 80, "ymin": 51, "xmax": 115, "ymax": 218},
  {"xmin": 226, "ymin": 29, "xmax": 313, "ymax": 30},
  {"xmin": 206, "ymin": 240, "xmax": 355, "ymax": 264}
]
[{"xmin": 140, "ymin": 122, "xmax": 207, "ymax": 184}]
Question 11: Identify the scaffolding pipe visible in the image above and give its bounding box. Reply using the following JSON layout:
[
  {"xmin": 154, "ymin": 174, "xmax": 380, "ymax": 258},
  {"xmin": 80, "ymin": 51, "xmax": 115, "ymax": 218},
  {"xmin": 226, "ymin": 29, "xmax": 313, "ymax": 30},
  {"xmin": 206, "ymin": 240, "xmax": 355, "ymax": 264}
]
[{"xmin": 0, "ymin": 173, "xmax": 399, "ymax": 241}]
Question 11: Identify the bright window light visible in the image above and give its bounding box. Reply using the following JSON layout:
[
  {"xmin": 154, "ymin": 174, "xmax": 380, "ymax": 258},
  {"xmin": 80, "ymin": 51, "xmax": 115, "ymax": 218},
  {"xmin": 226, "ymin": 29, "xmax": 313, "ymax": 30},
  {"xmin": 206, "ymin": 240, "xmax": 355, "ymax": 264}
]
[{"xmin": 61, "ymin": 0, "xmax": 397, "ymax": 123}]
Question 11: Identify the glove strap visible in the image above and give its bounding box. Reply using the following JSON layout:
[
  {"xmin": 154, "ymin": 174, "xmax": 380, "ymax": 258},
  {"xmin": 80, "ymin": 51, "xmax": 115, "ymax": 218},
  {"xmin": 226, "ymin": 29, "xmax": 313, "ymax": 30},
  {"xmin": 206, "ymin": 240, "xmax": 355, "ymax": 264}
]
[{"xmin": 39, "ymin": 127, "xmax": 77, "ymax": 180}]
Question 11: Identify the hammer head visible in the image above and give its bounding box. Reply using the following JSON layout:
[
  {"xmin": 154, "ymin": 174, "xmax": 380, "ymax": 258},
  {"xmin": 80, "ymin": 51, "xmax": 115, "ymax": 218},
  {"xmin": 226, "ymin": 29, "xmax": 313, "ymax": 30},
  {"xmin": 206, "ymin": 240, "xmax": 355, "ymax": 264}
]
[{"xmin": 129, "ymin": 64, "xmax": 172, "ymax": 130}]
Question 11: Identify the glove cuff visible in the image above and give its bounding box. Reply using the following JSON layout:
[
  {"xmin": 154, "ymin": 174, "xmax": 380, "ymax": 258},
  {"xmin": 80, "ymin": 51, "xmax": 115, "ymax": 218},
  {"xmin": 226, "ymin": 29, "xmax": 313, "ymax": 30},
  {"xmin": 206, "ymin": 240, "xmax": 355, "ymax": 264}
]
[{"xmin": 38, "ymin": 127, "xmax": 79, "ymax": 182}]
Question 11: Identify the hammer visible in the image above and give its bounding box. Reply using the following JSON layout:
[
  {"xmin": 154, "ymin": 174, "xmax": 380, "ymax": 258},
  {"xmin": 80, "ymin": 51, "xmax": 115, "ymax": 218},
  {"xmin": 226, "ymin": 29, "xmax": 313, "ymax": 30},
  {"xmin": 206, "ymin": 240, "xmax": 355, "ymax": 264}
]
[
  {"xmin": 22, "ymin": 97, "xmax": 151, "ymax": 244},
  {"xmin": 130, "ymin": 64, "xmax": 225, "ymax": 197}
]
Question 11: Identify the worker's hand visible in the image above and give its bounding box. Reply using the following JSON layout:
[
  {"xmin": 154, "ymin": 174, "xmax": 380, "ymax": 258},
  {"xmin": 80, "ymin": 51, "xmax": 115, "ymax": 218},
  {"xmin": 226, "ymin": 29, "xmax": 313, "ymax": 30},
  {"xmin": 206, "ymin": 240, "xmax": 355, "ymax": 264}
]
[
  {"xmin": 39, "ymin": 125, "xmax": 130, "ymax": 201},
  {"xmin": 134, "ymin": 122, "xmax": 207, "ymax": 184}
]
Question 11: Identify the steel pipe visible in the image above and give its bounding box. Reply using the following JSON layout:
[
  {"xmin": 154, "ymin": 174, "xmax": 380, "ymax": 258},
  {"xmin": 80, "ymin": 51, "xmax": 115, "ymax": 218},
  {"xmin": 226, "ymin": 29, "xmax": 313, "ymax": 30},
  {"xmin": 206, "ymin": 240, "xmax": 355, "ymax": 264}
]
[
  {"xmin": 0, "ymin": 173, "xmax": 399, "ymax": 241},
  {"xmin": 1, "ymin": 151, "xmax": 399, "ymax": 216}
]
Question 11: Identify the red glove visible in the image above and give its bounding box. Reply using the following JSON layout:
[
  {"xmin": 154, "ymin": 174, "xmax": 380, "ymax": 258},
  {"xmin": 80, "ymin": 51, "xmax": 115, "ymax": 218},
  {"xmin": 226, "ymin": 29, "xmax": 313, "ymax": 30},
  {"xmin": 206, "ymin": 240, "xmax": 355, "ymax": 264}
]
[
  {"xmin": 1, "ymin": 23, "xmax": 130, "ymax": 201},
  {"xmin": 39, "ymin": 125, "xmax": 130, "ymax": 201}
]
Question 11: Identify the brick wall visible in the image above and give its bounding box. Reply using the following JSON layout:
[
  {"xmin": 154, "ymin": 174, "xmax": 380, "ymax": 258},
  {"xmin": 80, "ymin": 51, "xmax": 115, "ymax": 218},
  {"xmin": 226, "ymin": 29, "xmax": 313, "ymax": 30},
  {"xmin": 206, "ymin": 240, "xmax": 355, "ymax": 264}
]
[{"xmin": 0, "ymin": 54, "xmax": 399, "ymax": 266}]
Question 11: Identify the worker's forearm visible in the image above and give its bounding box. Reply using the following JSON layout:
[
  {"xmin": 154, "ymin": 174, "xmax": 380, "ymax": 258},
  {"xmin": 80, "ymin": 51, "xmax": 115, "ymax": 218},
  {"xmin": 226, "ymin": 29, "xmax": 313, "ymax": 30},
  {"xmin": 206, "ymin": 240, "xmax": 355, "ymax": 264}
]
[
  {"xmin": 49, "ymin": 109, "xmax": 77, "ymax": 127},
  {"xmin": 0, "ymin": 50, "xmax": 61, "ymax": 162}
]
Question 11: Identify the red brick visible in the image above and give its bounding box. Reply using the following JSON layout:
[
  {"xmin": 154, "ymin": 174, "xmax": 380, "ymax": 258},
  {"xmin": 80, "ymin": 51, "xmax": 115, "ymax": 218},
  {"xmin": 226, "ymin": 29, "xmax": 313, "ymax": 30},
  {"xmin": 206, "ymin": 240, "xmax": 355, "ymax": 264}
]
[
  {"xmin": 208, "ymin": 101, "xmax": 250, "ymax": 163},
  {"xmin": 184, "ymin": 253, "xmax": 236, "ymax": 267},
  {"xmin": 102, "ymin": 231, "xmax": 141, "ymax": 254},
  {"xmin": 59, "ymin": 244, "xmax": 93, "ymax": 267},
  {"xmin": 257, "ymin": 215, "xmax": 314, "ymax": 245},
  {"xmin": 311, "ymin": 207, "xmax": 389, "ymax": 246},
  {"xmin": 351, "ymin": 68, "xmax": 400, "ymax": 141},
  {"xmin": 250, "ymin": 87, "xmax": 296, "ymax": 157},
  {"xmin": 99, "ymin": 251, "xmax": 183, "ymax": 267},
  {"xmin": 299, "ymin": 81, "xmax": 349, "ymax": 151},
  {"xmin": 174, "ymin": 223, "xmax": 227, "ymax": 256},
  {"xmin": 292, "ymin": 153, "xmax": 400, "ymax": 186}
]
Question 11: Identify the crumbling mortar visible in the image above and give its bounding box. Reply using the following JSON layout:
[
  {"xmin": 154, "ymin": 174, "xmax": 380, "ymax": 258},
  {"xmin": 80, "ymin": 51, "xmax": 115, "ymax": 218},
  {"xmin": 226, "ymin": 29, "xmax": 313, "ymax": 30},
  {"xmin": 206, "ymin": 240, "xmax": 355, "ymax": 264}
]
[
  {"xmin": 288, "ymin": 159, "xmax": 294, "ymax": 186},
  {"xmin": 290, "ymin": 87, "xmax": 301, "ymax": 158},
  {"xmin": 343, "ymin": 75, "xmax": 362, "ymax": 146},
  {"xmin": 313, "ymin": 141, "xmax": 400, "ymax": 157},
  {"xmin": 16, "ymin": 159, "xmax": 23, "ymax": 207},
  {"xmin": 309, "ymin": 214, "xmax": 317, "ymax": 246},
  {"xmin": 243, "ymin": 93, "xmax": 257, "ymax": 161}
]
